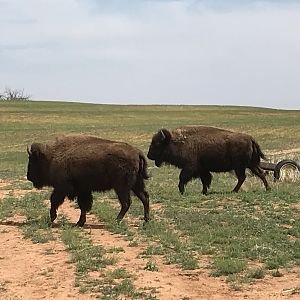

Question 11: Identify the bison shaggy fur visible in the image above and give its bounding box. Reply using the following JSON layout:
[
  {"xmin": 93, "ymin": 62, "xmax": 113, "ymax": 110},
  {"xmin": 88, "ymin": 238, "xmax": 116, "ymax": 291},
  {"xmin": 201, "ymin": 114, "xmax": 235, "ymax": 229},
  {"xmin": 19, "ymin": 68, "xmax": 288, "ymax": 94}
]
[
  {"xmin": 147, "ymin": 126, "xmax": 270, "ymax": 194},
  {"xmin": 27, "ymin": 134, "xmax": 150, "ymax": 226}
]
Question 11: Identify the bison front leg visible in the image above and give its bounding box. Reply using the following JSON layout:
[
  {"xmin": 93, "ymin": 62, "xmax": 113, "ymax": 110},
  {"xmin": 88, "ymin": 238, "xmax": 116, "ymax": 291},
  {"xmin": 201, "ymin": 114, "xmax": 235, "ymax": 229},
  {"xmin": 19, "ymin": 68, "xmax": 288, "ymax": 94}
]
[
  {"xmin": 77, "ymin": 191, "xmax": 93, "ymax": 227},
  {"xmin": 199, "ymin": 171, "xmax": 212, "ymax": 195},
  {"xmin": 50, "ymin": 189, "xmax": 66, "ymax": 223},
  {"xmin": 178, "ymin": 167, "xmax": 195, "ymax": 195}
]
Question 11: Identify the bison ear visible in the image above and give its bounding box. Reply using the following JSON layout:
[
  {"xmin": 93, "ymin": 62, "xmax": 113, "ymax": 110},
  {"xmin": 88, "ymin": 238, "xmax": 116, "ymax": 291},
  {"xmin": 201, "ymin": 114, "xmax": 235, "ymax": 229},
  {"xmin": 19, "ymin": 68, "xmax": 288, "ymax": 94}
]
[{"xmin": 159, "ymin": 129, "xmax": 171, "ymax": 144}]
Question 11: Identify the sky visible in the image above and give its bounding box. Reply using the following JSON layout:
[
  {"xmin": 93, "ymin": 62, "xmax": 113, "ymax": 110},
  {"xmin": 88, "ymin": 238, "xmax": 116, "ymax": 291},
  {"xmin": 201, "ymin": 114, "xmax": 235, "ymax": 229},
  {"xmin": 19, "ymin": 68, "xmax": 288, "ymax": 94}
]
[{"xmin": 1, "ymin": 0, "xmax": 300, "ymax": 109}]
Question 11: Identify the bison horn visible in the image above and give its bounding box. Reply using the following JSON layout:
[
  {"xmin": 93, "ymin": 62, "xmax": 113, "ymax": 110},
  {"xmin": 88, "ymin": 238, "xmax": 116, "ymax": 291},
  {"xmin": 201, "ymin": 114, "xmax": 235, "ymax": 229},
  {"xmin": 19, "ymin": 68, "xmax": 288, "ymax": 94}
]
[
  {"xmin": 160, "ymin": 129, "xmax": 166, "ymax": 140},
  {"xmin": 27, "ymin": 145, "xmax": 32, "ymax": 155}
]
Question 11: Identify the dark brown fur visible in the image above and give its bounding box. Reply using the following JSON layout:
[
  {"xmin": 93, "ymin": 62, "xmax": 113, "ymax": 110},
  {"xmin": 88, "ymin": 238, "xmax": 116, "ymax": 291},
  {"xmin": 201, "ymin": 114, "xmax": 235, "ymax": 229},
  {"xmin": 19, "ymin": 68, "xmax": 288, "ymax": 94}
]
[
  {"xmin": 147, "ymin": 126, "xmax": 270, "ymax": 194},
  {"xmin": 27, "ymin": 134, "xmax": 149, "ymax": 226}
]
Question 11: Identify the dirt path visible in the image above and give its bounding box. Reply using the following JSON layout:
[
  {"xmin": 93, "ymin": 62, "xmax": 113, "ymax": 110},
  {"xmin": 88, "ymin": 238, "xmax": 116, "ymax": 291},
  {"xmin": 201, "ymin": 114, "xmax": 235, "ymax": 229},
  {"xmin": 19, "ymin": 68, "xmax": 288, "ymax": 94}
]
[
  {"xmin": 60, "ymin": 201, "xmax": 300, "ymax": 300},
  {"xmin": 0, "ymin": 181, "xmax": 300, "ymax": 299},
  {"xmin": 0, "ymin": 181, "xmax": 94, "ymax": 300},
  {"xmin": 0, "ymin": 224, "xmax": 95, "ymax": 300}
]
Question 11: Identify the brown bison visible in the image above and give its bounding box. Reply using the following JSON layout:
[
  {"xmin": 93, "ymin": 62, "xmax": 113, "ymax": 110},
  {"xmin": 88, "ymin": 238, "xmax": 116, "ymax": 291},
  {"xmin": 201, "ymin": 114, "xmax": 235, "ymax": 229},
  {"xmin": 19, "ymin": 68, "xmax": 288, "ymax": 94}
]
[
  {"xmin": 147, "ymin": 126, "xmax": 270, "ymax": 194},
  {"xmin": 27, "ymin": 134, "xmax": 150, "ymax": 226}
]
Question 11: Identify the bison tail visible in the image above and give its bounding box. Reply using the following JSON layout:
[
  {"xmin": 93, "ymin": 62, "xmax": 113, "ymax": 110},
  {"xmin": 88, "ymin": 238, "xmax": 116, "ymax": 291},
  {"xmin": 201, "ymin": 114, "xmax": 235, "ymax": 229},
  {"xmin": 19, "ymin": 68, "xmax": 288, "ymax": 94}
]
[
  {"xmin": 139, "ymin": 154, "xmax": 149, "ymax": 180},
  {"xmin": 251, "ymin": 140, "xmax": 266, "ymax": 166}
]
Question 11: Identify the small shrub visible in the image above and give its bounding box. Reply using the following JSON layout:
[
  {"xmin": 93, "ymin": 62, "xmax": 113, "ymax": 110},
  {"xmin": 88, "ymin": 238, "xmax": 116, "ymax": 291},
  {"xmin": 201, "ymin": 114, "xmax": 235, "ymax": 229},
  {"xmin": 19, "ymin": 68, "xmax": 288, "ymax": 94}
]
[
  {"xmin": 212, "ymin": 257, "xmax": 247, "ymax": 276},
  {"xmin": 144, "ymin": 260, "xmax": 159, "ymax": 272},
  {"xmin": 247, "ymin": 268, "xmax": 265, "ymax": 279}
]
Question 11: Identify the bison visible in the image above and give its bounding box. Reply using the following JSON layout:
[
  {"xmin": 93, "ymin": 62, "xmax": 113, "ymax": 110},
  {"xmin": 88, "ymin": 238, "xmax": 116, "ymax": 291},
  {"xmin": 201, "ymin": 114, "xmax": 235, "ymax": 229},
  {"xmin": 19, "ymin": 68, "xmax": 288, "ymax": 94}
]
[
  {"xmin": 27, "ymin": 134, "xmax": 150, "ymax": 226},
  {"xmin": 147, "ymin": 126, "xmax": 270, "ymax": 194}
]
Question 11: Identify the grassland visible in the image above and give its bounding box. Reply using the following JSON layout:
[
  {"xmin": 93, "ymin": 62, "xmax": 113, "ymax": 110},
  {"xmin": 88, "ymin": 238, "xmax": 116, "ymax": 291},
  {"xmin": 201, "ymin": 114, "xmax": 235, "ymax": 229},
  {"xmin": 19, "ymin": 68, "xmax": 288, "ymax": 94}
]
[{"xmin": 1, "ymin": 100, "xmax": 300, "ymax": 297}]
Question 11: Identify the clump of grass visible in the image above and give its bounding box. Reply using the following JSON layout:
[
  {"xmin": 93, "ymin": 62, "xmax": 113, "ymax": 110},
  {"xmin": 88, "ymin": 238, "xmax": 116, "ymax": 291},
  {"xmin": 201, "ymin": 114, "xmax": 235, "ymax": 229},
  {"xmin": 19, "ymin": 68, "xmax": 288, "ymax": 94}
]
[
  {"xmin": 291, "ymin": 286, "xmax": 300, "ymax": 295},
  {"xmin": 211, "ymin": 257, "xmax": 247, "ymax": 277},
  {"xmin": 0, "ymin": 195, "xmax": 18, "ymax": 220},
  {"xmin": 99, "ymin": 278, "xmax": 145, "ymax": 300},
  {"xmin": 140, "ymin": 244, "xmax": 165, "ymax": 257},
  {"xmin": 144, "ymin": 260, "xmax": 159, "ymax": 272},
  {"xmin": 44, "ymin": 248, "xmax": 55, "ymax": 255},
  {"xmin": 106, "ymin": 246, "xmax": 125, "ymax": 253},
  {"xmin": 247, "ymin": 267, "xmax": 265, "ymax": 279},
  {"xmin": 106, "ymin": 268, "xmax": 132, "ymax": 280},
  {"xmin": 271, "ymin": 269, "xmax": 283, "ymax": 277},
  {"xmin": 128, "ymin": 240, "xmax": 139, "ymax": 247}
]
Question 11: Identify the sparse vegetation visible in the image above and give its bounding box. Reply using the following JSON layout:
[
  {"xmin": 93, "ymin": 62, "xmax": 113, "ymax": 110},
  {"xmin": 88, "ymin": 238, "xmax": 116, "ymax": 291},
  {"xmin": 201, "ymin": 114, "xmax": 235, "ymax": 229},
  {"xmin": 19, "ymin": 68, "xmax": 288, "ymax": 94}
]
[
  {"xmin": 0, "ymin": 101, "xmax": 300, "ymax": 298},
  {"xmin": 144, "ymin": 260, "xmax": 159, "ymax": 272}
]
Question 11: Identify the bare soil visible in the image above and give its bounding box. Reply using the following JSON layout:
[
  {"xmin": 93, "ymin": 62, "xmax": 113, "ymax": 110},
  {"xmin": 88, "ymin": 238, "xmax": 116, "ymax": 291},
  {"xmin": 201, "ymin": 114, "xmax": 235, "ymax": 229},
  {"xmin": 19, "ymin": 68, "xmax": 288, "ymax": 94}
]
[{"xmin": 0, "ymin": 181, "xmax": 300, "ymax": 299}]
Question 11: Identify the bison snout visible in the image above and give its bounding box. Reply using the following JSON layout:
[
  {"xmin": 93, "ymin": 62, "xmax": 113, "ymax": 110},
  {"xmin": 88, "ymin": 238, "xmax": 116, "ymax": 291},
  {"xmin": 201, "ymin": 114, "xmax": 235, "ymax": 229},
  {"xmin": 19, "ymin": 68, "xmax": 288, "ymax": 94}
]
[
  {"xmin": 147, "ymin": 152, "xmax": 154, "ymax": 160},
  {"xmin": 155, "ymin": 160, "xmax": 162, "ymax": 167}
]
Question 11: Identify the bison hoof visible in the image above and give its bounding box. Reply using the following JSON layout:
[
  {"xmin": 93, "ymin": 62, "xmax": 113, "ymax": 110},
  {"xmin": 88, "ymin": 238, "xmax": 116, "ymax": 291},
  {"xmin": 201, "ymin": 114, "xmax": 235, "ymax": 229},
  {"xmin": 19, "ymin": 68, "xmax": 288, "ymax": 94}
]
[
  {"xmin": 50, "ymin": 211, "xmax": 57, "ymax": 222},
  {"xmin": 76, "ymin": 220, "xmax": 85, "ymax": 227},
  {"xmin": 178, "ymin": 185, "xmax": 185, "ymax": 195}
]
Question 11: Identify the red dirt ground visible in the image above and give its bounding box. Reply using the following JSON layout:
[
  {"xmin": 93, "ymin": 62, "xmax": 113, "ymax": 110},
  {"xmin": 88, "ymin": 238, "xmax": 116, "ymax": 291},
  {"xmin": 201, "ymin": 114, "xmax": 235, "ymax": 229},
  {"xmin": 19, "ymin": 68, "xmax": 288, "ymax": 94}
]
[{"xmin": 0, "ymin": 180, "xmax": 299, "ymax": 299}]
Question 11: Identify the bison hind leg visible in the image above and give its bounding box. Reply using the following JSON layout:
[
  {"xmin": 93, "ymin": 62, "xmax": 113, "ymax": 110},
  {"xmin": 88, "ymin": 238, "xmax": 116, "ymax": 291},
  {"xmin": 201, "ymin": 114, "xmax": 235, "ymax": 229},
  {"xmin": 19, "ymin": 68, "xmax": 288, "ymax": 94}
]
[
  {"xmin": 233, "ymin": 168, "xmax": 246, "ymax": 192},
  {"xmin": 77, "ymin": 190, "xmax": 93, "ymax": 227},
  {"xmin": 115, "ymin": 186, "xmax": 132, "ymax": 222},
  {"xmin": 249, "ymin": 166, "xmax": 271, "ymax": 191},
  {"xmin": 132, "ymin": 178, "xmax": 150, "ymax": 222}
]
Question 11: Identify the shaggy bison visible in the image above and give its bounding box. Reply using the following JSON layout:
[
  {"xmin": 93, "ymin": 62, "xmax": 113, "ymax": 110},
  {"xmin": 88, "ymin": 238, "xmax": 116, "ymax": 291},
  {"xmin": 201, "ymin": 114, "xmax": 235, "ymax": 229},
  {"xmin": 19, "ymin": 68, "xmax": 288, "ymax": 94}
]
[
  {"xmin": 27, "ymin": 134, "xmax": 150, "ymax": 226},
  {"xmin": 147, "ymin": 126, "xmax": 270, "ymax": 194}
]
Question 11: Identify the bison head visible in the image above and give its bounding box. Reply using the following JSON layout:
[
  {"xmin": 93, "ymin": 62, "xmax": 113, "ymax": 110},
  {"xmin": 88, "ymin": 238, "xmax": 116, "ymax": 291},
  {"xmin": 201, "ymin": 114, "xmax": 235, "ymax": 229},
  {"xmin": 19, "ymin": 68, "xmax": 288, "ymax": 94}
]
[
  {"xmin": 147, "ymin": 129, "xmax": 171, "ymax": 167},
  {"xmin": 27, "ymin": 143, "xmax": 49, "ymax": 189}
]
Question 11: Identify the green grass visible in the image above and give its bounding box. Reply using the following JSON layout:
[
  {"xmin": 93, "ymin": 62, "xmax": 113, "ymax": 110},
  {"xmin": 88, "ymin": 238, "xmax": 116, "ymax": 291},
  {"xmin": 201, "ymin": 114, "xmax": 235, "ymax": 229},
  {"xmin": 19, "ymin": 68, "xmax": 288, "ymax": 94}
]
[
  {"xmin": 61, "ymin": 224, "xmax": 115, "ymax": 274},
  {"xmin": 211, "ymin": 257, "xmax": 247, "ymax": 276},
  {"xmin": 0, "ymin": 188, "xmax": 55, "ymax": 243},
  {"xmin": 1, "ymin": 100, "xmax": 300, "ymax": 288}
]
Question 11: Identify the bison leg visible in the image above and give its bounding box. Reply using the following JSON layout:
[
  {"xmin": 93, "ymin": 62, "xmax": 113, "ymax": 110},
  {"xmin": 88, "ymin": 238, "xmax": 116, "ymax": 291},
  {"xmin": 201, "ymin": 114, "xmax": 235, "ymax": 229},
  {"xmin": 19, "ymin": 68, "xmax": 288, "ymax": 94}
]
[
  {"xmin": 178, "ymin": 168, "xmax": 195, "ymax": 195},
  {"xmin": 77, "ymin": 190, "xmax": 93, "ymax": 227},
  {"xmin": 199, "ymin": 171, "xmax": 212, "ymax": 195},
  {"xmin": 115, "ymin": 187, "xmax": 131, "ymax": 221},
  {"xmin": 250, "ymin": 166, "xmax": 271, "ymax": 191},
  {"xmin": 233, "ymin": 168, "xmax": 246, "ymax": 192},
  {"xmin": 50, "ymin": 189, "xmax": 66, "ymax": 222},
  {"xmin": 132, "ymin": 186, "xmax": 149, "ymax": 222}
]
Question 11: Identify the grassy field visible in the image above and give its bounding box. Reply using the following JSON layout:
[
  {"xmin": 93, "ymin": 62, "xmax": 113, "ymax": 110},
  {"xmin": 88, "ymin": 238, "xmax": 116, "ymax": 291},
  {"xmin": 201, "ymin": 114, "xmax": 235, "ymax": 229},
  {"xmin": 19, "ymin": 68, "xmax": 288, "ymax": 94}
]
[{"xmin": 1, "ymin": 100, "xmax": 300, "ymax": 297}]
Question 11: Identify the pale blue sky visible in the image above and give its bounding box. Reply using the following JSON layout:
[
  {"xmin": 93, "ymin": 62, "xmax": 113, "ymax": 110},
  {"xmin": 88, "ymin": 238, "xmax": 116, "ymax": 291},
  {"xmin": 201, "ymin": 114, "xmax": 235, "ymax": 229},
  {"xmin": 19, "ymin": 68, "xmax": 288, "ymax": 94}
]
[{"xmin": 1, "ymin": 0, "xmax": 300, "ymax": 109}]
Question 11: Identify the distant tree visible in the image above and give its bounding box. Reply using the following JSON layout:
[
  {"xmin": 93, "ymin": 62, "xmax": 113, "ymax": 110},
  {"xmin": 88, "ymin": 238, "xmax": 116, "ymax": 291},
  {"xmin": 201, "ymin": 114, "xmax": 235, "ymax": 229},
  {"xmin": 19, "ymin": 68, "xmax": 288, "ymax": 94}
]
[{"xmin": 0, "ymin": 87, "xmax": 31, "ymax": 101}]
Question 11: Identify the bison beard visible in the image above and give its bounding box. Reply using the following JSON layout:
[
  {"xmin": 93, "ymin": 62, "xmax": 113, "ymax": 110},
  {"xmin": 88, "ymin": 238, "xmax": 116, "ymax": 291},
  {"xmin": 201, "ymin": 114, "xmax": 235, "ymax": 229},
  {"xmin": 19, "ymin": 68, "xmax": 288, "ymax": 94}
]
[
  {"xmin": 26, "ymin": 134, "xmax": 150, "ymax": 226},
  {"xmin": 147, "ymin": 126, "xmax": 270, "ymax": 194}
]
